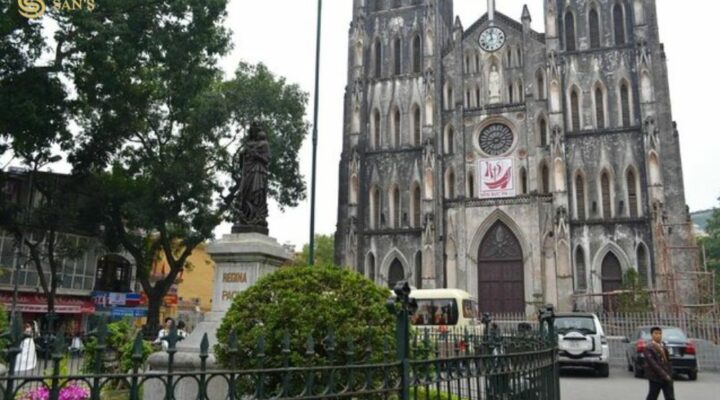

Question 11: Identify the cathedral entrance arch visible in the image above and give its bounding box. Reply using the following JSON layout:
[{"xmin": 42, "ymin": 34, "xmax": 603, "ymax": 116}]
[
  {"xmin": 601, "ymin": 253, "xmax": 623, "ymax": 311},
  {"xmin": 388, "ymin": 259, "xmax": 405, "ymax": 288},
  {"xmin": 477, "ymin": 221, "xmax": 525, "ymax": 313}
]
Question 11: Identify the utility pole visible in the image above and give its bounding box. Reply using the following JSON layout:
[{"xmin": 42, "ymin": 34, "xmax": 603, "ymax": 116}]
[{"xmin": 308, "ymin": 0, "xmax": 322, "ymax": 266}]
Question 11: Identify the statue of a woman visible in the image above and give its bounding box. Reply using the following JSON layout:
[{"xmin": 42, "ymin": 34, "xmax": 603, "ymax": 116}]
[
  {"xmin": 488, "ymin": 64, "xmax": 501, "ymax": 103},
  {"xmin": 233, "ymin": 123, "xmax": 270, "ymax": 234}
]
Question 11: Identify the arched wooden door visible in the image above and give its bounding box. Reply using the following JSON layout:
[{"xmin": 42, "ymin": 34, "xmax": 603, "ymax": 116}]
[
  {"xmin": 601, "ymin": 252, "xmax": 623, "ymax": 311},
  {"xmin": 477, "ymin": 222, "xmax": 525, "ymax": 313},
  {"xmin": 388, "ymin": 259, "xmax": 405, "ymax": 289}
]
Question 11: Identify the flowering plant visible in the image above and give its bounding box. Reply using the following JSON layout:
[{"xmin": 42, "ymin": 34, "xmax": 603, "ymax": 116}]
[{"xmin": 17, "ymin": 383, "xmax": 90, "ymax": 400}]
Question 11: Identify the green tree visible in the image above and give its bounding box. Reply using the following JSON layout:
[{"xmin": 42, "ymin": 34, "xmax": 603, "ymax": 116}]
[
  {"xmin": 83, "ymin": 319, "xmax": 152, "ymax": 375},
  {"xmin": 1, "ymin": 3, "xmax": 78, "ymax": 326},
  {"xmin": 617, "ymin": 268, "xmax": 651, "ymax": 312},
  {"xmin": 292, "ymin": 234, "xmax": 335, "ymax": 267},
  {"xmin": 697, "ymin": 200, "xmax": 720, "ymax": 304},
  {"xmin": 84, "ymin": 61, "xmax": 308, "ymax": 334},
  {"xmin": 2, "ymin": 1, "xmax": 309, "ymax": 335}
]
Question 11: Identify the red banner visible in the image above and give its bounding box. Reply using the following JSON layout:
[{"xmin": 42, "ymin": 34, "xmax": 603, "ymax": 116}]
[{"xmin": 0, "ymin": 293, "xmax": 95, "ymax": 314}]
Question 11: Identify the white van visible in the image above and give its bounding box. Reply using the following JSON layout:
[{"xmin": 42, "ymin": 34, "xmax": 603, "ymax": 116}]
[{"xmin": 408, "ymin": 289, "xmax": 480, "ymax": 330}]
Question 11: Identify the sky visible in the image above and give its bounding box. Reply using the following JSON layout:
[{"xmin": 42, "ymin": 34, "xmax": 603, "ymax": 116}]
[{"xmin": 218, "ymin": 0, "xmax": 720, "ymax": 250}]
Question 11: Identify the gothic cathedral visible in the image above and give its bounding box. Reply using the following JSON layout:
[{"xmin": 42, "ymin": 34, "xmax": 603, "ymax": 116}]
[{"xmin": 334, "ymin": 0, "xmax": 698, "ymax": 314}]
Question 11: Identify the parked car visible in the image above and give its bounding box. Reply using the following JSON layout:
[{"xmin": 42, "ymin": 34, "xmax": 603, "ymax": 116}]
[
  {"xmin": 623, "ymin": 325, "xmax": 698, "ymax": 381},
  {"xmin": 554, "ymin": 313, "xmax": 610, "ymax": 377}
]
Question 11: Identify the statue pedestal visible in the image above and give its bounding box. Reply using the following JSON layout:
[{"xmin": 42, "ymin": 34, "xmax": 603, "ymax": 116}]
[{"xmin": 144, "ymin": 233, "xmax": 290, "ymax": 400}]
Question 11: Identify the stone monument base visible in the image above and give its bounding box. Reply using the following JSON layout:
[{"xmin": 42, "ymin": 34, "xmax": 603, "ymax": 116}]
[{"xmin": 143, "ymin": 232, "xmax": 290, "ymax": 400}]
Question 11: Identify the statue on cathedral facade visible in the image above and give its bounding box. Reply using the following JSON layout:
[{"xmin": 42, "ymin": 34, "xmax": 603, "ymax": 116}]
[{"xmin": 488, "ymin": 64, "xmax": 502, "ymax": 103}]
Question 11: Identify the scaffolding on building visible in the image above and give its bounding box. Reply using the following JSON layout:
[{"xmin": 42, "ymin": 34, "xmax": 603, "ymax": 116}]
[
  {"xmin": 572, "ymin": 207, "xmax": 716, "ymax": 314},
  {"xmin": 654, "ymin": 206, "xmax": 716, "ymax": 313}
]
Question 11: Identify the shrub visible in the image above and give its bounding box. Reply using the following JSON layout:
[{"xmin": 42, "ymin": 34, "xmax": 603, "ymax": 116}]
[
  {"xmin": 215, "ymin": 265, "xmax": 396, "ymax": 373},
  {"xmin": 83, "ymin": 319, "xmax": 152, "ymax": 374},
  {"xmin": 0, "ymin": 304, "xmax": 8, "ymax": 352}
]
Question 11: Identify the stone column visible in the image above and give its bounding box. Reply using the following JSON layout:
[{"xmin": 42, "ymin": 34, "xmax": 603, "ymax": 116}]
[{"xmin": 144, "ymin": 232, "xmax": 290, "ymax": 400}]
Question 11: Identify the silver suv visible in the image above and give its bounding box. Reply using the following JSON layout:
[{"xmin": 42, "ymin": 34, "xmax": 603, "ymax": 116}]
[{"xmin": 554, "ymin": 313, "xmax": 610, "ymax": 377}]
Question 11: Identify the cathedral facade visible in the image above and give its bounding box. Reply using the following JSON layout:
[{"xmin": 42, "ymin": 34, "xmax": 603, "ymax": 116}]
[{"xmin": 334, "ymin": 0, "xmax": 698, "ymax": 314}]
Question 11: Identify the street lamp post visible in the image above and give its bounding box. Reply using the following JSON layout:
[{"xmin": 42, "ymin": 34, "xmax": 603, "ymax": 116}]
[{"xmin": 308, "ymin": 0, "xmax": 322, "ymax": 266}]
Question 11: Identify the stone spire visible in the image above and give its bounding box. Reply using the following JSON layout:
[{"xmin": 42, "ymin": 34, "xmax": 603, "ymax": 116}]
[
  {"xmin": 522, "ymin": 4, "xmax": 531, "ymax": 30},
  {"xmin": 522, "ymin": 4, "xmax": 531, "ymax": 22},
  {"xmin": 488, "ymin": 0, "xmax": 495, "ymax": 22}
]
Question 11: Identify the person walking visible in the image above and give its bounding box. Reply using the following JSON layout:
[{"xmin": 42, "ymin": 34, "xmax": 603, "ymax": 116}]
[
  {"xmin": 643, "ymin": 326, "xmax": 675, "ymax": 400},
  {"xmin": 14, "ymin": 322, "xmax": 38, "ymax": 374}
]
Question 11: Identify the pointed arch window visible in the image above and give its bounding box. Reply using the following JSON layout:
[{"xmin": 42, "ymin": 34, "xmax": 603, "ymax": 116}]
[
  {"xmin": 393, "ymin": 37, "xmax": 402, "ymax": 76},
  {"xmin": 373, "ymin": 109, "xmax": 381, "ymax": 149},
  {"xmin": 595, "ymin": 86, "xmax": 606, "ymax": 129},
  {"xmin": 444, "ymin": 84, "xmax": 454, "ymax": 110},
  {"xmin": 621, "ymin": 82, "xmax": 631, "ymax": 127},
  {"xmin": 613, "ymin": 4, "xmax": 626, "ymax": 46},
  {"xmin": 445, "ymin": 168, "xmax": 455, "ymax": 199},
  {"xmin": 627, "ymin": 168, "xmax": 638, "ymax": 217},
  {"xmin": 370, "ymin": 186, "xmax": 381, "ymax": 229},
  {"xmin": 390, "ymin": 185, "xmax": 400, "ymax": 228},
  {"xmin": 541, "ymin": 163, "xmax": 550, "ymax": 194},
  {"xmin": 575, "ymin": 247, "xmax": 587, "ymax": 290},
  {"xmin": 570, "ymin": 89, "xmax": 581, "ymax": 131},
  {"xmin": 601, "ymin": 172, "xmax": 612, "ymax": 219},
  {"xmin": 508, "ymin": 82, "xmax": 514, "ymax": 103},
  {"xmin": 411, "ymin": 184, "xmax": 421, "ymax": 227},
  {"xmin": 517, "ymin": 80, "xmax": 524, "ymax": 102},
  {"xmin": 520, "ymin": 168, "xmax": 528, "ymax": 195},
  {"xmin": 536, "ymin": 70, "xmax": 546, "ymax": 99},
  {"xmin": 540, "ymin": 118, "xmax": 548, "ymax": 146},
  {"xmin": 393, "ymin": 107, "xmax": 401, "ymax": 148},
  {"xmin": 565, "ymin": 11, "xmax": 577, "ymax": 51},
  {"xmin": 412, "ymin": 105, "xmax": 421, "ymax": 146},
  {"xmin": 412, "ymin": 34, "xmax": 422, "ymax": 74},
  {"xmin": 367, "ymin": 253, "xmax": 375, "ymax": 282},
  {"xmin": 350, "ymin": 174, "xmax": 359, "ymax": 204},
  {"xmin": 475, "ymin": 86, "xmax": 481, "ymax": 107},
  {"xmin": 444, "ymin": 126, "xmax": 455, "ymax": 154},
  {"xmin": 589, "ymin": 8, "xmax": 601, "ymax": 49},
  {"xmin": 415, "ymin": 252, "xmax": 423, "ymax": 289},
  {"xmin": 575, "ymin": 174, "xmax": 586, "ymax": 220},
  {"xmin": 388, "ymin": 259, "xmax": 405, "ymax": 288},
  {"xmin": 516, "ymin": 47, "xmax": 522, "ymax": 67},
  {"xmin": 374, "ymin": 40, "xmax": 382, "ymax": 78},
  {"xmin": 507, "ymin": 49, "xmax": 513, "ymax": 68},
  {"xmin": 637, "ymin": 244, "xmax": 649, "ymax": 288}
]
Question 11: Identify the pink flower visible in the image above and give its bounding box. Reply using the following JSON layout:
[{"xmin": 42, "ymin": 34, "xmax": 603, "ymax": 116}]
[{"xmin": 18, "ymin": 383, "xmax": 89, "ymax": 400}]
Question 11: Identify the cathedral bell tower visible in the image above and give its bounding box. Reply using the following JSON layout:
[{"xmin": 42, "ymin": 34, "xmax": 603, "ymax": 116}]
[{"xmin": 335, "ymin": 0, "xmax": 452, "ymax": 289}]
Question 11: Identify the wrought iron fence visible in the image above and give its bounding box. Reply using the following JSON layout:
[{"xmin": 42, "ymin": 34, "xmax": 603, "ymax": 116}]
[{"xmin": 0, "ymin": 283, "xmax": 561, "ymax": 400}]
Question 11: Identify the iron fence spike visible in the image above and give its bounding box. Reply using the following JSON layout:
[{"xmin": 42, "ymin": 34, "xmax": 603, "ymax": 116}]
[{"xmin": 200, "ymin": 333, "xmax": 210, "ymax": 357}]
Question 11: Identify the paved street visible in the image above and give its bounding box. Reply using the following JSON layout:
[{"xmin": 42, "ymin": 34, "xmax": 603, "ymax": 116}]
[{"xmin": 561, "ymin": 368, "xmax": 719, "ymax": 400}]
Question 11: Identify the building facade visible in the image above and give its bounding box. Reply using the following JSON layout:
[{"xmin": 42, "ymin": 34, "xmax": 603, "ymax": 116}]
[
  {"xmin": 335, "ymin": 0, "xmax": 699, "ymax": 314},
  {"xmin": 0, "ymin": 169, "xmax": 138, "ymax": 333}
]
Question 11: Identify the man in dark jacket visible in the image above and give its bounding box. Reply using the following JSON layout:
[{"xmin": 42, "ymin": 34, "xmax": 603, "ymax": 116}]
[{"xmin": 643, "ymin": 326, "xmax": 675, "ymax": 400}]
